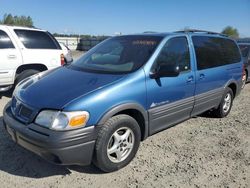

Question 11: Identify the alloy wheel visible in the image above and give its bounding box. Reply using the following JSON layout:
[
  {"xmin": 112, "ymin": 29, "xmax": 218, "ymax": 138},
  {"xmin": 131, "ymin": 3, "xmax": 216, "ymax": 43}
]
[{"xmin": 107, "ymin": 127, "xmax": 135, "ymax": 163}]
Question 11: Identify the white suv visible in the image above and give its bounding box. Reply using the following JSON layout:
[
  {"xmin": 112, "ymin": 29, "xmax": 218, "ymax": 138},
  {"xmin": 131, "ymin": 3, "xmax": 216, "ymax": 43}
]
[{"xmin": 0, "ymin": 25, "xmax": 65, "ymax": 92}]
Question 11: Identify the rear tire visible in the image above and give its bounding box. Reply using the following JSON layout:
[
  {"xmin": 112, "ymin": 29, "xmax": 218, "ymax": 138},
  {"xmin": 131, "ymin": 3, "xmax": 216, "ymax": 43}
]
[
  {"xmin": 213, "ymin": 87, "xmax": 234, "ymax": 118},
  {"xmin": 93, "ymin": 114, "xmax": 141, "ymax": 172}
]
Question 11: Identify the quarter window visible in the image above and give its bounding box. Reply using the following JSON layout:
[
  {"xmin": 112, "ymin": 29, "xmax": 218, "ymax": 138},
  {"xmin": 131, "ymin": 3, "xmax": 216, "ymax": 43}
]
[
  {"xmin": 155, "ymin": 37, "xmax": 191, "ymax": 72},
  {"xmin": 14, "ymin": 29, "xmax": 60, "ymax": 49},
  {"xmin": 0, "ymin": 30, "xmax": 15, "ymax": 49},
  {"xmin": 192, "ymin": 36, "xmax": 241, "ymax": 70}
]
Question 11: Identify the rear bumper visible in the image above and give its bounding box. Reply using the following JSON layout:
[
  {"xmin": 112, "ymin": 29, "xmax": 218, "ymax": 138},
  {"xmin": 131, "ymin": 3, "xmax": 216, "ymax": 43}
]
[{"xmin": 3, "ymin": 103, "xmax": 98, "ymax": 166}]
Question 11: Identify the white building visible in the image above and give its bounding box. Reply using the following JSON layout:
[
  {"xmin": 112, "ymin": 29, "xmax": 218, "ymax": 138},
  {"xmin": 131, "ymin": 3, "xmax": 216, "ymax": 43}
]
[{"xmin": 55, "ymin": 37, "xmax": 79, "ymax": 50}]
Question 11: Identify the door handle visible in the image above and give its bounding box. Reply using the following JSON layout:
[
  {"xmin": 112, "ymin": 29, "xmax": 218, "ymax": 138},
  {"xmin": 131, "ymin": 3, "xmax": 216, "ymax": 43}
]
[
  {"xmin": 186, "ymin": 76, "xmax": 194, "ymax": 83},
  {"xmin": 7, "ymin": 54, "xmax": 17, "ymax": 59},
  {"xmin": 199, "ymin": 74, "xmax": 205, "ymax": 80}
]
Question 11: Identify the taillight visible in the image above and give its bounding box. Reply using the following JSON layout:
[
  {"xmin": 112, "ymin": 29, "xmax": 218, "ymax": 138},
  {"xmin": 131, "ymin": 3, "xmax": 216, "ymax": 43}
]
[{"xmin": 60, "ymin": 54, "xmax": 65, "ymax": 66}]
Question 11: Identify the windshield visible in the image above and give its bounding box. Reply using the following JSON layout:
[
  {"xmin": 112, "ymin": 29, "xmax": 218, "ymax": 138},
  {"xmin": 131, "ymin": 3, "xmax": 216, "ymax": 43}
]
[
  {"xmin": 239, "ymin": 44, "xmax": 250, "ymax": 57},
  {"xmin": 69, "ymin": 35, "xmax": 163, "ymax": 74}
]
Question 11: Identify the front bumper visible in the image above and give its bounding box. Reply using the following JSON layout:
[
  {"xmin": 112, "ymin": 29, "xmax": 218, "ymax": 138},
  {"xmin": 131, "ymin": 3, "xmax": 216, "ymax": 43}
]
[{"xmin": 3, "ymin": 103, "xmax": 98, "ymax": 166}]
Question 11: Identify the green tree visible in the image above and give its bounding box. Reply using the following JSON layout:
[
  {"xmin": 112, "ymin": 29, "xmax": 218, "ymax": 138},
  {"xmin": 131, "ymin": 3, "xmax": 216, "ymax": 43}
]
[
  {"xmin": 1, "ymin": 13, "xmax": 34, "ymax": 27},
  {"xmin": 3, "ymin": 14, "xmax": 14, "ymax": 25},
  {"xmin": 221, "ymin": 26, "xmax": 239, "ymax": 38}
]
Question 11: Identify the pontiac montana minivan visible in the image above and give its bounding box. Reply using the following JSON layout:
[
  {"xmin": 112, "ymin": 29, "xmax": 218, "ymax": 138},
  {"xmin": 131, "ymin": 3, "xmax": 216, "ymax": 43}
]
[{"xmin": 3, "ymin": 30, "xmax": 243, "ymax": 172}]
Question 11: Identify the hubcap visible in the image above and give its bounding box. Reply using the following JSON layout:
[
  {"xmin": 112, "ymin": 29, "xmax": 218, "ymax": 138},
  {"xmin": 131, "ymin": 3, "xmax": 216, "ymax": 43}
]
[
  {"xmin": 107, "ymin": 127, "xmax": 135, "ymax": 163},
  {"xmin": 222, "ymin": 93, "xmax": 232, "ymax": 113}
]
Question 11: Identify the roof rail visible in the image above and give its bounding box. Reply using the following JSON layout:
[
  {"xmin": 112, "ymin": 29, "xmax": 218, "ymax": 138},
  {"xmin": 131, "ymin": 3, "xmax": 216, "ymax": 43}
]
[
  {"xmin": 0, "ymin": 24, "xmax": 38, "ymax": 29},
  {"xmin": 175, "ymin": 29, "xmax": 228, "ymax": 37}
]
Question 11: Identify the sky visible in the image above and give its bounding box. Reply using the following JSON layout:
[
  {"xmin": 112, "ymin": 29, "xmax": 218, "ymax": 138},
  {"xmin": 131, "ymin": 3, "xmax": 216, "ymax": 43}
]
[{"xmin": 0, "ymin": 0, "xmax": 249, "ymax": 37}]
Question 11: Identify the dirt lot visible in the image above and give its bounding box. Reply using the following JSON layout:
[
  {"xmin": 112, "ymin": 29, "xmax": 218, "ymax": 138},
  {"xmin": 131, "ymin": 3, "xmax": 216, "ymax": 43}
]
[{"xmin": 0, "ymin": 60, "xmax": 249, "ymax": 187}]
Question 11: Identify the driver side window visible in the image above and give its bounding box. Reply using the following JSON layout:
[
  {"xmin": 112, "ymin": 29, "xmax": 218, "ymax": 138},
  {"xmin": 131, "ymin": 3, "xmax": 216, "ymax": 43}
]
[{"xmin": 155, "ymin": 36, "xmax": 190, "ymax": 73}]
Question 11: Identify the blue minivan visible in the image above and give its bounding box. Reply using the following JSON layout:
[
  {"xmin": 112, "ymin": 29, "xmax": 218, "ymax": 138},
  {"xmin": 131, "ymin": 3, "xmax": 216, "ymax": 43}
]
[{"xmin": 3, "ymin": 30, "xmax": 243, "ymax": 172}]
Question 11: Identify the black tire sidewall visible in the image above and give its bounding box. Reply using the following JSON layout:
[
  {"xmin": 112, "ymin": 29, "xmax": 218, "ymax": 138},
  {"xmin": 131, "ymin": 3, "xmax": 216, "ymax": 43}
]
[
  {"xmin": 15, "ymin": 70, "xmax": 40, "ymax": 85},
  {"xmin": 94, "ymin": 115, "xmax": 141, "ymax": 172}
]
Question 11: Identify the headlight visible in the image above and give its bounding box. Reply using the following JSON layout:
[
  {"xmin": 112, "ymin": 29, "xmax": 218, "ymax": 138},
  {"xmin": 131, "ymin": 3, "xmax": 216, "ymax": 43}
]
[{"xmin": 35, "ymin": 110, "xmax": 90, "ymax": 130}]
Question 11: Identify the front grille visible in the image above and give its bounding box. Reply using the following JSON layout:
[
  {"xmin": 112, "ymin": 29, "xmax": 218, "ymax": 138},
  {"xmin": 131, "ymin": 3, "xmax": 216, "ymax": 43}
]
[
  {"xmin": 19, "ymin": 105, "xmax": 33, "ymax": 120},
  {"xmin": 11, "ymin": 97, "xmax": 37, "ymax": 124}
]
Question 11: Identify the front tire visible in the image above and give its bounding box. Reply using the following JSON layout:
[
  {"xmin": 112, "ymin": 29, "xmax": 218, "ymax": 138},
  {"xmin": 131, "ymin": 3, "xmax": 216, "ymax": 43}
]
[{"xmin": 93, "ymin": 114, "xmax": 141, "ymax": 172}]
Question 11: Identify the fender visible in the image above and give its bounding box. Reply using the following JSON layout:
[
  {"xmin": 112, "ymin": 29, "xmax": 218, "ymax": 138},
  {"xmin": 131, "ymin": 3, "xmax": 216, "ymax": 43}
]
[
  {"xmin": 224, "ymin": 79, "xmax": 240, "ymax": 97},
  {"xmin": 97, "ymin": 103, "xmax": 149, "ymax": 140}
]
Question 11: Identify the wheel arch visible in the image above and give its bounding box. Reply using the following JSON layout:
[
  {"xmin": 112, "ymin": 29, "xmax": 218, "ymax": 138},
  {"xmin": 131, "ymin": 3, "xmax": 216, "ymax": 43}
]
[
  {"xmin": 224, "ymin": 80, "xmax": 238, "ymax": 98},
  {"xmin": 15, "ymin": 64, "xmax": 48, "ymax": 75},
  {"xmin": 97, "ymin": 103, "xmax": 149, "ymax": 141}
]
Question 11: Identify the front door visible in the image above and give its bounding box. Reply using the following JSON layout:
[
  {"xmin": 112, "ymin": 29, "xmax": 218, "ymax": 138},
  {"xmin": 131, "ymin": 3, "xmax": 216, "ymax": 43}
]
[
  {"xmin": 146, "ymin": 36, "xmax": 195, "ymax": 135},
  {"xmin": 0, "ymin": 29, "xmax": 22, "ymax": 86}
]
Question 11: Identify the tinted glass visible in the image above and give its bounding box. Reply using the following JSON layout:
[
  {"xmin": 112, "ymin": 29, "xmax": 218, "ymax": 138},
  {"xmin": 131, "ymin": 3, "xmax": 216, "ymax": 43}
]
[
  {"xmin": 70, "ymin": 35, "xmax": 163, "ymax": 74},
  {"xmin": 155, "ymin": 37, "xmax": 190, "ymax": 72},
  {"xmin": 192, "ymin": 36, "xmax": 241, "ymax": 70},
  {"xmin": 14, "ymin": 29, "xmax": 59, "ymax": 49},
  {"xmin": 0, "ymin": 30, "xmax": 15, "ymax": 49},
  {"xmin": 239, "ymin": 44, "xmax": 250, "ymax": 57}
]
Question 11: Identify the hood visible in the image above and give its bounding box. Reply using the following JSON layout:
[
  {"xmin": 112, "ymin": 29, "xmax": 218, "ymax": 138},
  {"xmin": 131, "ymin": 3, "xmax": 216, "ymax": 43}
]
[{"xmin": 15, "ymin": 67, "xmax": 125, "ymax": 109}]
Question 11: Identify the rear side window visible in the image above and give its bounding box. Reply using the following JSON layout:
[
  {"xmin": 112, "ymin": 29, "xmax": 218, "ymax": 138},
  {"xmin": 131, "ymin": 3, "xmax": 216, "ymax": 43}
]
[
  {"xmin": 192, "ymin": 36, "xmax": 241, "ymax": 70},
  {"xmin": 155, "ymin": 36, "xmax": 190, "ymax": 72},
  {"xmin": 14, "ymin": 29, "xmax": 60, "ymax": 49},
  {"xmin": 0, "ymin": 30, "xmax": 15, "ymax": 49}
]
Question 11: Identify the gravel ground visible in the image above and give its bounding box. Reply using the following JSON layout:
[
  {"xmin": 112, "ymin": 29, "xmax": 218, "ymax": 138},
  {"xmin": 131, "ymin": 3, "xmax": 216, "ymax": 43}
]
[{"xmin": 0, "ymin": 64, "xmax": 249, "ymax": 187}]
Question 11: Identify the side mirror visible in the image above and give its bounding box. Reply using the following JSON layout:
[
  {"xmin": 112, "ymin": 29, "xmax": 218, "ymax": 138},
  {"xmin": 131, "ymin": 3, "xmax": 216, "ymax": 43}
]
[{"xmin": 150, "ymin": 64, "xmax": 180, "ymax": 79}]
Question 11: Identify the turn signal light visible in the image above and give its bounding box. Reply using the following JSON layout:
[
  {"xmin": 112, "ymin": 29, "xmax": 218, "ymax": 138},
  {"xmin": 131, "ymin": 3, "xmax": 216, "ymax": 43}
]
[{"xmin": 69, "ymin": 115, "xmax": 88, "ymax": 127}]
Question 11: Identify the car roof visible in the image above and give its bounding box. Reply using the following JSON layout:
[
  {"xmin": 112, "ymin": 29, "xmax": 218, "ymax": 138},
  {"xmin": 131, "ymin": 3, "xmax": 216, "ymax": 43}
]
[{"xmin": 0, "ymin": 24, "xmax": 46, "ymax": 32}]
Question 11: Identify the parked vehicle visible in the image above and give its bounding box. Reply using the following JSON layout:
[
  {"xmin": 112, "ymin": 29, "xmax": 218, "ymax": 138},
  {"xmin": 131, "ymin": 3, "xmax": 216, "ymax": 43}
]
[
  {"xmin": 3, "ymin": 30, "xmax": 243, "ymax": 172},
  {"xmin": 59, "ymin": 42, "xmax": 73, "ymax": 64},
  {"xmin": 0, "ymin": 25, "xmax": 65, "ymax": 92},
  {"xmin": 77, "ymin": 37, "xmax": 109, "ymax": 51},
  {"xmin": 238, "ymin": 42, "xmax": 250, "ymax": 88}
]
